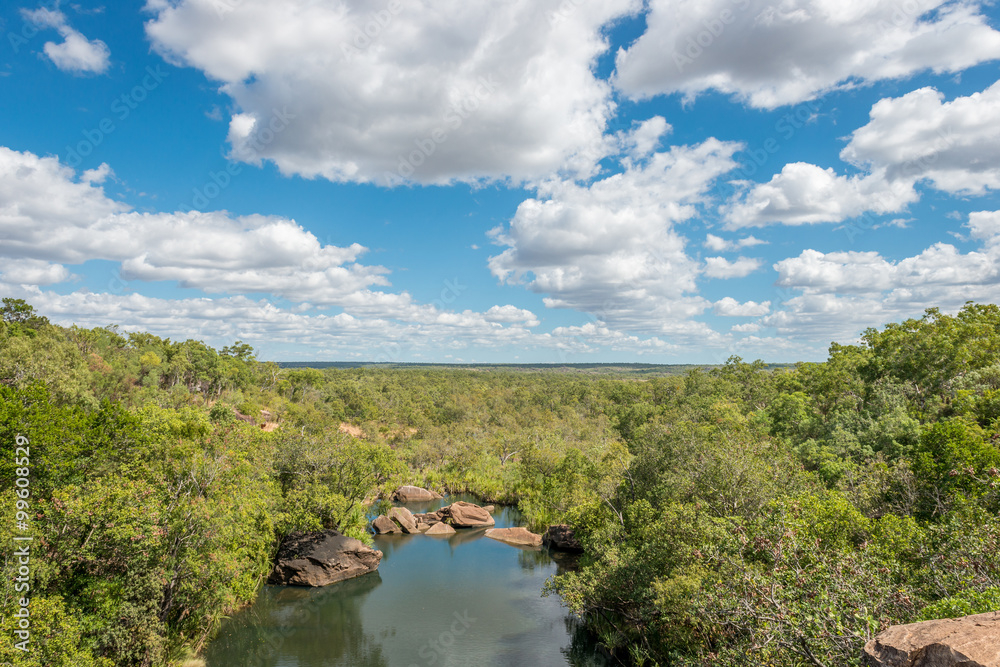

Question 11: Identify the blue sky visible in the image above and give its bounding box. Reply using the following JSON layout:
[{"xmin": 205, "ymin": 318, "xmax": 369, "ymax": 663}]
[{"xmin": 2, "ymin": 0, "xmax": 1000, "ymax": 363}]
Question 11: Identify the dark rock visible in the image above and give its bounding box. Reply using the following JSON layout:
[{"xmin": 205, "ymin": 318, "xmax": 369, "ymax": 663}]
[
  {"xmin": 863, "ymin": 611, "xmax": 1000, "ymax": 666},
  {"xmin": 268, "ymin": 530, "xmax": 382, "ymax": 587},
  {"xmin": 543, "ymin": 524, "xmax": 583, "ymax": 552}
]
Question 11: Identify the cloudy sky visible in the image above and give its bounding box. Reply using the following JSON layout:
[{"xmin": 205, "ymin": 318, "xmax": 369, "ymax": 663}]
[{"xmin": 2, "ymin": 0, "xmax": 1000, "ymax": 363}]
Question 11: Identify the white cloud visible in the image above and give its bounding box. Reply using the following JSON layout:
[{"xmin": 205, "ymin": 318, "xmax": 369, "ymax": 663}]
[
  {"xmin": 0, "ymin": 259, "xmax": 74, "ymax": 286},
  {"xmin": 4, "ymin": 145, "xmax": 689, "ymax": 358},
  {"xmin": 968, "ymin": 210, "xmax": 1000, "ymax": 243},
  {"xmin": 618, "ymin": 116, "xmax": 672, "ymax": 160},
  {"xmin": 0, "ymin": 146, "xmax": 390, "ymax": 305},
  {"xmin": 488, "ymin": 137, "xmax": 742, "ymax": 336},
  {"xmin": 704, "ymin": 233, "xmax": 767, "ymax": 251},
  {"xmin": 550, "ymin": 321, "xmax": 675, "ymax": 355},
  {"xmin": 765, "ymin": 212, "xmax": 1000, "ymax": 340},
  {"xmin": 726, "ymin": 162, "xmax": 917, "ymax": 227},
  {"xmin": 21, "ymin": 7, "xmax": 110, "ymax": 75},
  {"xmin": 714, "ymin": 297, "xmax": 770, "ymax": 317},
  {"xmin": 727, "ymin": 81, "xmax": 1000, "ymax": 226},
  {"xmin": 841, "ymin": 82, "xmax": 1000, "ymax": 195},
  {"xmin": 483, "ymin": 305, "xmax": 540, "ymax": 327},
  {"xmin": 144, "ymin": 0, "xmax": 640, "ymax": 185},
  {"xmin": 703, "ymin": 256, "xmax": 762, "ymax": 279},
  {"xmin": 614, "ymin": 0, "xmax": 1000, "ymax": 108},
  {"xmin": 731, "ymin": 322, "xmax": 761, "ymax": 333}
]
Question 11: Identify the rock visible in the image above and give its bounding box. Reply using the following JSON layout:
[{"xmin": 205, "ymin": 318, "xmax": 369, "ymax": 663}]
[
  {"xmin": 543, "ymin": 524, "xmax": 583, "ymax": 552},
  {"xmin": 413, "ymin": 511, "xmax": 443, "ymax": 526},
  {"xmin": 388, "ymin": 507, "xmax": 419, "ymax": 534},
  {"xmin": 425, "ymin": 522, "xmax": 456, "ymax": 536},
  {"xmin": 392, "ymin": 485, "xmax": 442, "ymax": 502},
  {"xmin": 371, "ymin": 515, "xmax": 400, "ymax": 535},
  {"xmin": 485, "ymin": 527, "xmax": 542, "ymax": 548},
  {"xmin": 441, "ymin": 501, "xmax": 495, "ymax": 528},
  {"xmin": 863, "ymin": 611, "xmax": 1000, "ymax": 667},
  {"xmin": 268, "ymin": 530, "xmax": 382, "ymax": 587},
  {"xmin": 483, "ymin": 505, "xmax": 496, "ymax": 513}
]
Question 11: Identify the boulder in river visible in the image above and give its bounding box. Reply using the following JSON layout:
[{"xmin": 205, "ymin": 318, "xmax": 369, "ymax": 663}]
[
  {"xmin": 862, "ymin": 611, "xmax": 1000, "ymax": 666},
  {"xmin": 392, "ymin": 485, "xmax": 442, "ymax": 502},
  {"xmin": 371, "ymin": 515, "xmax": 400, "ymax": 535},
  {"xmin": 543, "ymin": 524, "xmax": 583, "ymax": 552},
  {"xmin": 268, "ymin": 530, "xmax": 382, "ymax": 587},
  {"xmin": 485, "ymin": 527, "xmax": 542, "ymax": 548},
  {"xmin": 388, "ymin": 507, "xmax": 419, "ymax": 534},
  {"xmin": 425, "ymin": 522, "xmax": 456, "ymax": 536},
  {"xmin": 441, "ymin": 501, "xmax": 495, "ymax": 528}
]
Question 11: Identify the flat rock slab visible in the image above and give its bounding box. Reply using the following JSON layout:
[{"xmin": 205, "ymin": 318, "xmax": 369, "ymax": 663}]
[
  {"xmin": 425, "ymin": 522, "xmax": 456, "ymax": 536},
  {"xmin": 485, "ymin": 527, "xmax": 542, "ymax": 548},
  {"xmin": 393, "ymin": 485, "xmax": 442, "ymax": 502},
  {"xmin": 268, "ymin": 530, "xmax": 382, "ymax": 587},
  {"xmin": 863, "ymin": 611, "xmax": 1000, "ymax": 667}
]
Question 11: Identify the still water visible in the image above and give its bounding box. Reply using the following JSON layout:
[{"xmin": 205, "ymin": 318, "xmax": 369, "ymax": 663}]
[{"xmin": 203, "ymin": 496, "xmax": 608, "ymax": 667}]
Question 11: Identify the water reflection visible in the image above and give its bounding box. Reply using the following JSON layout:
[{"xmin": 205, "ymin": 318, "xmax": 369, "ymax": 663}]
[
  {"xmin": 204, "ymin": 572, "xmax": 386, "ymax": 667},
  {"xmin": 204, "ymin": 496, "xmax": 607, "ymax": 667}
]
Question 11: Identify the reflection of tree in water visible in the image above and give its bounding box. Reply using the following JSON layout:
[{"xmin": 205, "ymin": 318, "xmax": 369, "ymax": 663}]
[
  {"xmin": 516, "ymin": 546, "xmax": 551, "ymax": 573},
  {"xmin": 561, "ymin": 614, "xmax": 613, "ymax": 667},
  {"xmin": 203, "ymin": 572, "xmax": 388, "ymax": 667}
]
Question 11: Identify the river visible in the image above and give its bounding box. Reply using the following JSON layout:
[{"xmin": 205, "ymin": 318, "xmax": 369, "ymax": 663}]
[{"xmin": 203, "ymin": 495, "xmax": 609, "ymax": 667}]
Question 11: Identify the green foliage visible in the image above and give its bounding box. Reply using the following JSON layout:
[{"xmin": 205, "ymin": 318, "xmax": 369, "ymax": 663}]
[{"xmin": 5, "ymin": 298, "xmax": 1000, "ymax": 666}]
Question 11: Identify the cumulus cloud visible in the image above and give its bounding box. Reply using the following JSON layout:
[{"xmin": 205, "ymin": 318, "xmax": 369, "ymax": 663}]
[
  {"xmin": 0, "ymin": 259, "xmax": 75, "ymax": 286},
  {"xmin": 614, "ymin": 0, "xmax": 1000, "ymax": 108},
  {"xmin": 488, "ymin": 137, "xmax": 742, "ymax": 336},
  {"xmin": 725, "ymin": 162, "xmax": 918, "ymax": 227},
  {"xmin": 1, "ymin": 146, "xmax": 627, "ymax": 358},
  {"xmin": 714, "ymin": 297, "xmax": 770, "ymax": 317},
  {"xmin": 704, "ymin": 233, "xmax": 767, "ymax": 251},
  {"xmin": 703, "ymin": 256, "xmax": 762, "ymax": 278},
  {"xmin": 841, "ymin": 82, "xmax": 1000, "ymax": 195},
  {"xmin": 483, "ymin": 305, "xmax": 540, "ymax": 327},
  {"xmin": 727, "ymin": 81, "xmax": 1000, "ymax": 226},
  {"xmin": 0, "ymin": 285, "xmax": 682, "ymax": 361},
  {"xmin": 21, "ymin": 7, "xmax": 110, "ymax": 74},
  {"xmin": 764, "ymin": 211, "xmax": 1000, "ymax": 339},
  {"xmin": 0, "ymin": 147, "xmax": 388, "ymax": 305},
  {"xmin": 144, "ymin": 0, "xmax": 639, "ymax": 185}
]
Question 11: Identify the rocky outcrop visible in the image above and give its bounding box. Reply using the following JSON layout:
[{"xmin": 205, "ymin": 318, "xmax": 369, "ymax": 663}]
[
  {"xmin": 392, "ymin": 485, "xmax": 442, "ymax": 502},
  {"xmin": 388, "ymin": 507, "xmax": 419, "ymax": 534},
  {"xmin": 440, "ymin": 501, "xmax": 495, "ymax": 528},
  {"xmin": 543, "ymin": 524, "xmax": 583, "ymax": 552},
  {"xmin": 371, "ymin": 515, "xmax": 400, "ymax": 534},
  {"xmin": 425, "ymin": 522, "xmax": 456, "ymax": 536},
  {"xmin": 863, "ymin": 611, "xmax": 1000, "ymax": 667},
  {"xmin": 485, "ymin": 527, "xmax": 542, "ymax": 548},
  {"xmin": 268, "ymin": 530, "xmax": 382, "ymax": 587}
]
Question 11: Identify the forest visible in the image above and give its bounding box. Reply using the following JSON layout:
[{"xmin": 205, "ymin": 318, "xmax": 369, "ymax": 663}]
[{"xmin": 0, "ymin": 297, "xmax": 998, "ymax": 666}]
